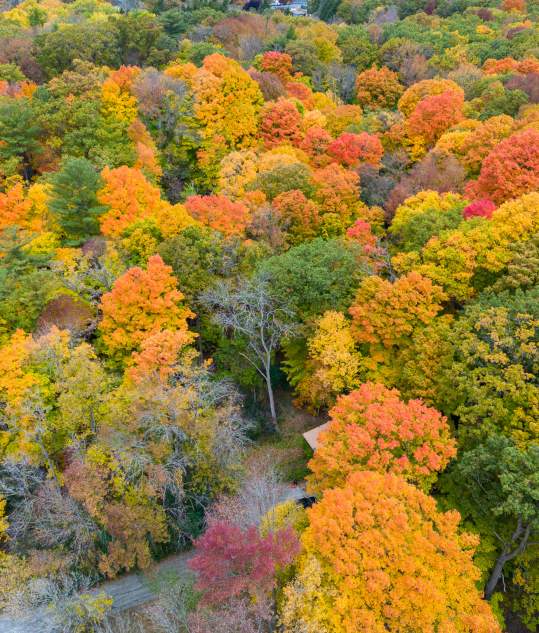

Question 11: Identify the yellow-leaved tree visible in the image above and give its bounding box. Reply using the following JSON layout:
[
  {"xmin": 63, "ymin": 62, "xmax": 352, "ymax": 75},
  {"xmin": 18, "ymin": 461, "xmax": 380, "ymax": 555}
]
[
  {"xmin": 192, "ymin": 54, "xmax": 263, "ymax": 183},
  {"xmin": 280, "ymin": 471, "xmax": 501, "ymax": 633},
  {"xmin": 293, "ymin": 310, "xmax": 360, "ymax": 412}
]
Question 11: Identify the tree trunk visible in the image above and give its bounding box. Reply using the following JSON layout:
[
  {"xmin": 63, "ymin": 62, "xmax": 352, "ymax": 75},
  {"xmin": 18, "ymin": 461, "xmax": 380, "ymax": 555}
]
[
  {"xmin": 484, "ymin": 522, "xmax": 531, "ymax": 600},
  {"xmin": 484, "ymin": 554, "xmax": 509, "ymax": 600},
  {"xmin": 265, "ymin": 369, "xmax": 278, "ymax": 433}
]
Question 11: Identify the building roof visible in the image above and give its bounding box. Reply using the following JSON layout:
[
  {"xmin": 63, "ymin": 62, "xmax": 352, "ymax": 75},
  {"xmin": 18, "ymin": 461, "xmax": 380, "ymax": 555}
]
[{"xmin": 302, "ymin": 422, "xmax": 329, "ymax": 450}]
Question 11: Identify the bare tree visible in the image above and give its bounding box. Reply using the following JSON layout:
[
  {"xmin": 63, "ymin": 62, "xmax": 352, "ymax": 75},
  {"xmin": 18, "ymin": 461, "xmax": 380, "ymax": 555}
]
[
  {"xmin": 97, "ymin": 612, "xmax": 148, "ymax": 633},
  {"xmin": 5, "ymin": 573, "xmax": 112, "ymax": 633},
  {"xmin": 7, "ymin": 480, "xmax": 99, "ymax": 567},
  {"xmin": 144, "ymin": 575, "xmax": 198, "ymax": 633},
  {"xmin": 0, "ymin": 458, "xmax": 44, "ymax": 500},
  {"xmin": 188, "ymin": 597, "xmax": 272, "ymax": 633},
  {"xmin": 144, "ymin": 578, "xmax": 272, "ymax": 633},
  {"xmin": 202, "ymin": 277, "xmax": 297, "ymax": 432},
  {"xmin": 208, "ymin": 456, "xmax": 289, "ymax": 529}
]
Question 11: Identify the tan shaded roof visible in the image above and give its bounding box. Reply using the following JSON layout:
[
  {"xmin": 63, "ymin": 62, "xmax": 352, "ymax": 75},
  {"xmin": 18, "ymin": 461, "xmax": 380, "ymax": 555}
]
[{"xmin": 302, "ymin": 422, "xmax": 329, "ymax": 450}]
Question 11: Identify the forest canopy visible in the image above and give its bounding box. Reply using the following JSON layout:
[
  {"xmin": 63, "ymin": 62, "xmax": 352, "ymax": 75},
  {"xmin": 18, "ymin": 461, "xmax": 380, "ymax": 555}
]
[{"xmin": 0, "ymin": 0, "xmax": 538, "ymax": 629}]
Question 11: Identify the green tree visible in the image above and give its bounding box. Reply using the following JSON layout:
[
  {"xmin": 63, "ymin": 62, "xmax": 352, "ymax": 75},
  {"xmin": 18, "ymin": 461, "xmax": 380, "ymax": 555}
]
[
  {"xmin": 48, "ymin": 157, "xmax": 106, "ymax": 245},
  {"xmin": 27, "ymin": 4, "xmax": 47, "ymax": 30},
  {"xmin": 448, "ymin": 289, "xmax": 539, "ymax": 447},
  {"xmin": 249, "ymin": 163, "xmax": 313, "ymax": 202},
  {"xmin": 35, "ymin": 21, "xmax": 121, "ymax": 79},
  {"xmin": 336, "ymin": 26, "xmax": 379, "ymax": 68},
  {"xmin": 258, "ymin": 238, "xmax": 366, "ymax": 321},
  {"xmin": 112, "ymin": 12, "xmax": 170, "ymax": 67},
  {"xmin": 449, "ymin": 436, "xmax": 539, "ymax": 600},
  {"xmin": 0, "ymin": 98, "xmax": 41, "ymax": 181},
  {"xmin": 0, "ymin": 228, "xmax": 59, "ymax": 333},
  {"xmin": 492, "ymin": 235, "xmax": 539, "ymax": 294},
  {"xmin": 0, "ymin": 63, "xmax": 25, "ymax": 83},
  {"xmin": 158, "ymin": 226, "xmax": 228, "ymax": 306}
]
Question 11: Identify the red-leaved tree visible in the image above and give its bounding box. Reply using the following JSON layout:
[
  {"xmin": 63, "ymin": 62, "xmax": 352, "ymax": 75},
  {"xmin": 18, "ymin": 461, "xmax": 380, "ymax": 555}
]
[
  {"xmin": 300, "ymin": 126, "xmax": 333, "ymax": 166},
  {"xmin": 462, "ymin": 198, "xmax": 496, "ymax": 220},
  {"xmin": 465, "ymin": 128, "xmax": 539, "ymax": 204},
  {"xmin": 327, "ymin": 132, "xmax": 383, "ymax": 168},
  {"xmin": 188, "ymin": 521, "xmax": 300, "ymax": 604},
  {"xmin": 260, "ymin": 98, "xmax": 303, "ymax": 149}
]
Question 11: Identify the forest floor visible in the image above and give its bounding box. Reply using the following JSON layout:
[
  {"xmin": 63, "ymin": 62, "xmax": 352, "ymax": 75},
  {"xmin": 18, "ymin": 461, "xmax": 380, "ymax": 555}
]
[{"xmin": 253, "ymin": 388, "xmax": 325, "ymax": 482}]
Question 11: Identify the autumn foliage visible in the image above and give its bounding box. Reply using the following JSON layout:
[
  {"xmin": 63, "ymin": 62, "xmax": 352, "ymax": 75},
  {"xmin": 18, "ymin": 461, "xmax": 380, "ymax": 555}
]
[
  {"xmin": 349, "ymin": 272, "xmax": 445, "ymax": 379},
  {"xmin": 299, "ymin": 125, "xmax": 332, "ymax": 165},
  {"xmin": 127, "ymin": 328, "xmax": 194, "ymax": 383},
  {"xmin": 307, "ymin": 382, "xmax": 456, "ymax": 494},
  {"xmin": 355, "ymin": 65, "xmax": 404, "ymax": 110},
  {"xmin": 327, "ymin": 132, "xmax": 383, "ymax": 168},
  {"xmin": 188, "ymin": 521, "xmax": 300, "ymax": 604},
  {"xmin": 260, "ymin": 51, "xmax": 293, "ymax": 81},
  {"xmin": 406, "ymin": 90, "xmax": 465, "ymax": 146},
  {"xmin": 272, "ymin": 189, "xmax": 320, "ymax": 243},
  {"xmin": 0, "ymin": 181, "xmax": 46, "ymax": 232},
  {"xmin": 462, "ymin": 198, "xmax": 496, "ymax": 219},
  {"xmin": 192, "ymin": 54, "xmax": 263, "ymax": 177},
  {"xmin": 1, "ymin": 0, "xmax": 538, "ymax": 622},
  {"xmin": 185, "ymin": 194, "xmax": 251, "ymax": 236},
  {"xmin": 259, "ymin": 98, "xmax": 302, "ymax": 149},
  {"xmin": 282, "ymin": 471, "xmax": 500, "ymax": 633},
  {"xmin": 98, "ymin": 255, "xmax": 195, "ymax": 363},
  {"xmin": 466, "ymin": 128, "xmax": 539, "ymax": 204},
  {"xmin": 312, "ymin": 164, "xmax": 361, "ymax": 226},
  {"xmin": 98, "ymin": 166, "xmax": 193, "ymax": 237},
  {"xmin": 293, "ymin": 311, "xmax": 360, "ymax": 411},
  {"xmin": 398, "ymin": 79, "xmax": 464, "ymax": 117}
]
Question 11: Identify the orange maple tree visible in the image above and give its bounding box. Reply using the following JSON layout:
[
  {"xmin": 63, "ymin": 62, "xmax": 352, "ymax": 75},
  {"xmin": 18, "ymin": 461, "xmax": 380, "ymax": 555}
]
[
  {"xmin": 355, "ymin": 65, "xmax": 404, "ymax": 110},
  {"xmin": 299, "ymin": 126, "xmax": 333, "ymax": 166},
  {"xmin": 0, "ymin": 182, "xmax": 32, "ymax": 232},
  {"xmin": 285, "ymin": 81, "xmax": 315, "ymax": 108},
  {"xmin": 185, "ymin": 194, "xmax": 251, "ymax": 236},
  {"xmin": 127, "ymin": 328, "xmax": 195, "ymax": 384},
  {"xmin": 260, "ymin": 51, "xmax": 293, "ymax": 81},
  {"xmin": 312, "ymin": 164, "xmax": 361, "ymax": 227},
  {"xmin": 307, "ymin": 382, "xmax": 456, "ymax": 494},
  {"xmin": 0, "ymin": 182, "xmax": 46, "ymax": 233},
  {"xmin": 273, "ymin": 189, "xmax": 320, "ymax": 243},
  {"xmin": 398, "ymin": 78, "xmax": 464, "ymax": 117},
  {"xmin": 259, "ymin": 98, "xmax": 303, "ymax": 149},
  {"xmin": 459, "ymin": 114, "xmax": 514, "ymax": 175},
  {"xmin": 327, "ymin": 132, "xmax": 383, "ymax": 168},
  {"xmin": 98, "ymin": 255, "xmax": 195, "ymax": 364},
  {"xmin": 282, "ymin": 470, "xmax": 501, "ymax": 633},
  {"xmin": 98, "ymin": 166, "xmax": 193, "ymax": 237},
  {"xmin": 406, "ymin": 90, "xmax": 465, "ymax": 147}
]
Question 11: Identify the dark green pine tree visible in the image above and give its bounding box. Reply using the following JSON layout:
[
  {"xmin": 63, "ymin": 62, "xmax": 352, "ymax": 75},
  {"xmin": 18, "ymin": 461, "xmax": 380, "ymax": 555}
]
[{"xmin": 48, "ymin": 156, "xmax": 106, "ymax": 246}]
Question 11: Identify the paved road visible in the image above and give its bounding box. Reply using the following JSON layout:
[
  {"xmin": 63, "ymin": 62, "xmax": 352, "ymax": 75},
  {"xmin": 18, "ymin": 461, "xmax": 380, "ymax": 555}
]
[
  {"xmin": 0, "ymin": 550, "xmax": 193, "ymax": 632},
  {"xmin": 0, "ymin": 485, "xmax": 307, "ymax": 632}
]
